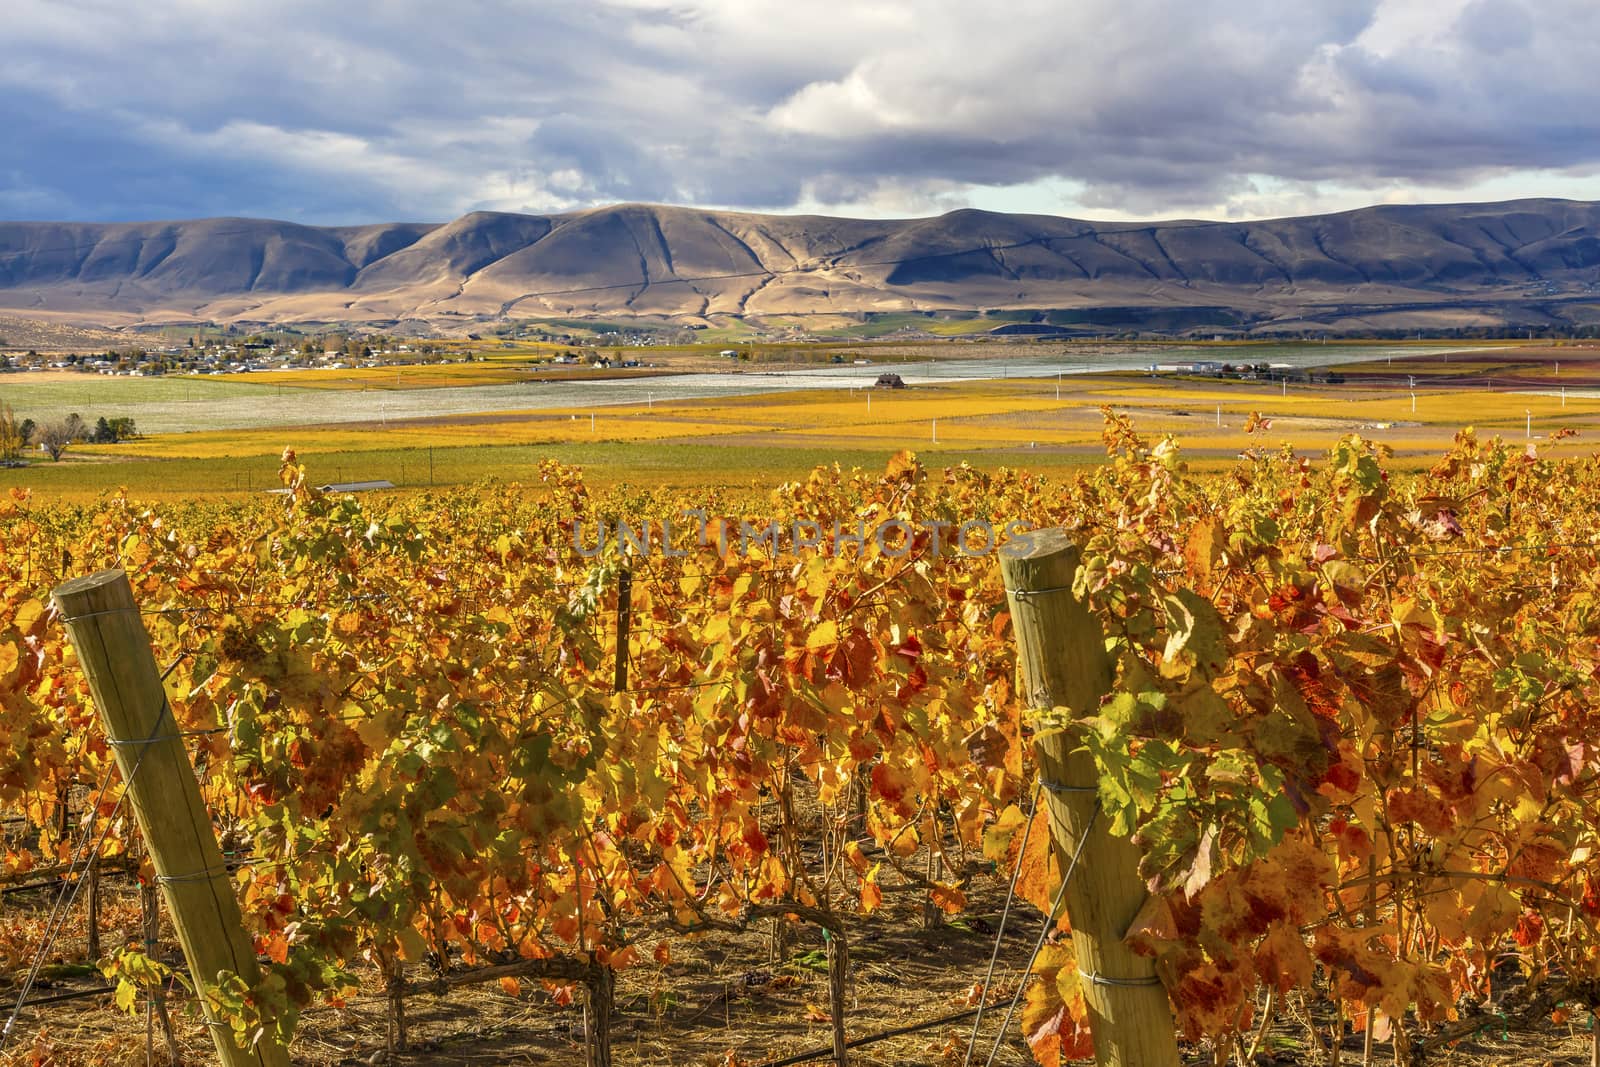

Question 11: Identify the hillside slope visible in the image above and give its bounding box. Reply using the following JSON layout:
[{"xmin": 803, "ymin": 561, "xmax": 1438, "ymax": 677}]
[{"xmin": 2, "ymin": 199, "xmax": 1598, "ymax": 333}]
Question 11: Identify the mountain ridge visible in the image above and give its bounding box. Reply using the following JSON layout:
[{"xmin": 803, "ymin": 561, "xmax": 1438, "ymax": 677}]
[{"xmin": 2, "ymin": 198, "xmax": 1599, "ymax": 334}]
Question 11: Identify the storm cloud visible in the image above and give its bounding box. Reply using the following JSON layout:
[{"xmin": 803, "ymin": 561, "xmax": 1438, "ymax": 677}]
[{"xmin": 3, "ymin": 0, "xmax": 1598, "ymax": 223}]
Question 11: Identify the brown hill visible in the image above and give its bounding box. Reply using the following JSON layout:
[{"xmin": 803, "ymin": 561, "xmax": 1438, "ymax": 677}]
[{"xmin": 2, "ymin": 199, "xmax": 1598, "ymax": 333}]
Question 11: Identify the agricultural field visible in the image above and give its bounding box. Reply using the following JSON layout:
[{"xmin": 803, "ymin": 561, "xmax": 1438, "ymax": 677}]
[{"xmin": 2, "ymin": 340, "xmax": 1595, "ymax": 501}]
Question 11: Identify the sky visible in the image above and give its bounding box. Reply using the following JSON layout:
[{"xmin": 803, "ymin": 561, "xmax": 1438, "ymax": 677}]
[{"xmin": 3, "ymin": 0, "xmax": 1599, "ymax": 225}]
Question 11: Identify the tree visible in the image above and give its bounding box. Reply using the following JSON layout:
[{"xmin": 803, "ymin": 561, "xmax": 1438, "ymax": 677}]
[
  {"xmin": 33, "ymin": 414, "xmax": 84, "ymax": 461},
  {"xmin": 87, "ymin": 415, "xmax": 137, "ymax": 444},
  {"xmin": 0, "ymin": 402, "xmax": 23, "ymax": 461}
]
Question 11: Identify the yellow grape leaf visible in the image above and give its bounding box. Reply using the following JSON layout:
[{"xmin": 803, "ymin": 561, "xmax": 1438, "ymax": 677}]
[
  {"xmin": 803, "ymin": 557, "xmax": 830, "ymax": 598},
  {"xmin": 396, "ymin": 927, "xmax": 428, "ymax": 963},
  {"xmin": 12, "ymin": 598, "xmax": 43, "ymax": 635},
  {"xmin": 860, "ymin": 876, "xmax": 883, "ymax": 915},
  {"xmin": 982, "ymin": 804, "xmax": 1027, "ymax": 864},
  {"xmin": 499, "ymin": 976, "xmax": 521, "ymax": 997},
  {"xmin": 1184, "ymin": 520, "xmax": 1223, "ymax": 585},
  {"xmin": 354, "ymin": 708, "xmax": 398, "ymax": 753},
  {"xmin": 884, "ymin": 450, "xmax": 921, "ymax": 481},
  {"xmin": 807, "ymin": 621, "xmax": 839, "ymax": 652},
  {"xmin": 114, "ymin": 979, "xmax": 138, "ymax": 1013}
]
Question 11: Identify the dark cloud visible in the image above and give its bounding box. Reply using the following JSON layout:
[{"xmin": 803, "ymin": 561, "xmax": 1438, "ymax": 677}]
[{"xmin": 2, "ymin": 0, "xmax": 1598, "ymax": 223}]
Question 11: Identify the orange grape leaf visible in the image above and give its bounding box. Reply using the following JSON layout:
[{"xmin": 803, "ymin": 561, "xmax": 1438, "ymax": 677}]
[
  {"xmin": 929, "ymin": 883, "xmax": 966, "ymax": 914},
  {"xmin": 1013, "ymin": 805, "xmax": 1062, "ymax": 919},
  {"xmin": 1254, "ymin": 923, "xmax": 1313, "ymax": 993},
  {"xmin": 1021, "ymin": 945, "xmax": 1093, "ymax": 1067}
]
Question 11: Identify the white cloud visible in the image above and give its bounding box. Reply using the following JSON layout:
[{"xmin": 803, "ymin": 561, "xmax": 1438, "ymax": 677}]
[{"xmin": 2, "ymin": 0, "xmax": 1599, "ymax": 223}]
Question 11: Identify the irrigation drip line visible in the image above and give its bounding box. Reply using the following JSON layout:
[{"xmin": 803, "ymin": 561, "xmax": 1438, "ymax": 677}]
[
  {"xmin": 0, "ymin": 863, "xmax": 135, "ymax": 898},
  {"xmin": 750, "ymin": 1005, "xmax": 986, "ymax": 1067},
  {"xmin": 7, "ymin": 985, "xmax": 116, "ymax": 1010}
]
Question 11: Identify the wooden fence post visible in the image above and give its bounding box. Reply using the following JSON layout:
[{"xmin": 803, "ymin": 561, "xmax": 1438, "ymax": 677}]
[
  {"xmin": 1000, "ymin": 529, "xmax": 1180, "ymax": 1067},
  {"xmin": 54, "ymin": 570, "xmax": 290, "ymax": 1067}
]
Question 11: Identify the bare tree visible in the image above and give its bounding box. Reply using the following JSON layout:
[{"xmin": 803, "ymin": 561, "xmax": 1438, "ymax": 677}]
[{"xmin": 32, "ymin": 413, "xmax": 84, "ymax": 462}]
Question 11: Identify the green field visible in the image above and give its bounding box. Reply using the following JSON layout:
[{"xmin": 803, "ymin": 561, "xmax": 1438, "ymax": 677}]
[
  {"xmin": 0, "ymin": 373, "xmax": 278, "ymax": 414},
  {"xmin": 4, "ymin": 440, "xmax": 1100, "ymax": 499}
]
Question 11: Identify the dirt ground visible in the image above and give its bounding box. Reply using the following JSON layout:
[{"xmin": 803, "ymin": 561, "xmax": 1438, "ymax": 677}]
[{"xmin": 6, "ymin": 858, "xmax": 1599, "ymax": 1067}]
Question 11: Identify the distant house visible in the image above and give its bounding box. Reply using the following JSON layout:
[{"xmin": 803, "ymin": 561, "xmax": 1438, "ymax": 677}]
[{"xmin": 874, "ymin": 373, "xmax": 906, "ymax": 389}]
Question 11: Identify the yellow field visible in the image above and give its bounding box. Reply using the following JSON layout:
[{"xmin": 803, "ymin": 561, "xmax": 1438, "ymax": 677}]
[
  {"xmin": 86, "ymin": 412, "xmax": 747, "ymax": 458},
  {"xmin": 14, "ymin": 357, "xmax": 1599, "ymax": 503},
  {"xmin": 84, "ymin": 374, "xmax": 1600, "ymax": 464},
  {"xmin": 84, "ymin": 387, "xmax": 1071, "ymax": 459}
]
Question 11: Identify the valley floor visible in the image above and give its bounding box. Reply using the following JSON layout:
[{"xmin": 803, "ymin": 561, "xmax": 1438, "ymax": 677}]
[{"xmin": 4, "ymin": 340, "xmax": 1597, "ymax": 501}]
